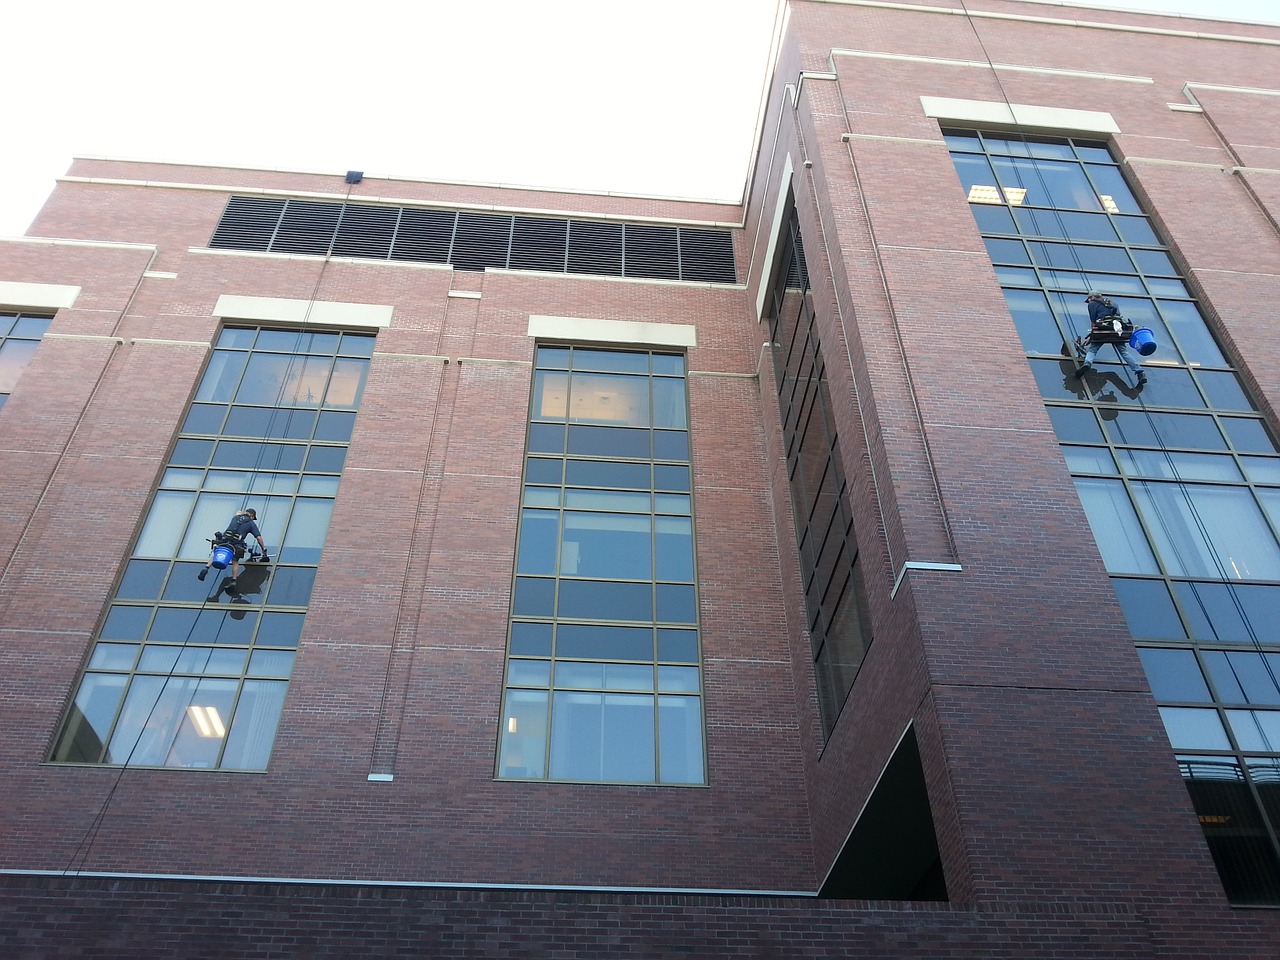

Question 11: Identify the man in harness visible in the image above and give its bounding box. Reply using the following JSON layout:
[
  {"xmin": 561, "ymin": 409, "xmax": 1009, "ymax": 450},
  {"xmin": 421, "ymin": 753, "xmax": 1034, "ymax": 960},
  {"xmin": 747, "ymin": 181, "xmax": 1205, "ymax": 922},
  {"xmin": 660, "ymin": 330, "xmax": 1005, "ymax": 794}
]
[
  {"xmin": 197, "ymin": 508, "xmax": 269, "ymax": 592},
  {"xmin": 1074, "ymin": 290, "xmax": 1147, "ymax": 385}
]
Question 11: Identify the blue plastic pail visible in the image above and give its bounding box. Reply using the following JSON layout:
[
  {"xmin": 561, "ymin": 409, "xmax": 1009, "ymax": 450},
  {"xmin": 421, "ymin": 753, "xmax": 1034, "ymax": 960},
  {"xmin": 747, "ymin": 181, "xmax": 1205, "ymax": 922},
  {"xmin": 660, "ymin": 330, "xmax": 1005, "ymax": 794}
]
[
  {"xmin": 1130, "ymin": 327, "xmax": 1157, "ymax": 356},
  {"xmin": 211, "ymin": 544, "xmax": 235, "ymax": 569}
]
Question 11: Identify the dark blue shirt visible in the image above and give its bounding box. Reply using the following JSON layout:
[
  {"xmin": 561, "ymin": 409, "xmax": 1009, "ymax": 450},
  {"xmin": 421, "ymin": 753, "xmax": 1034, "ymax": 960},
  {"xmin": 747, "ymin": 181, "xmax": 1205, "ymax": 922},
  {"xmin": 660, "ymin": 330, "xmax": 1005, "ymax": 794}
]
[{"xmin": 225, "ymin": 514, "xmax": 262, "ymax": 543}]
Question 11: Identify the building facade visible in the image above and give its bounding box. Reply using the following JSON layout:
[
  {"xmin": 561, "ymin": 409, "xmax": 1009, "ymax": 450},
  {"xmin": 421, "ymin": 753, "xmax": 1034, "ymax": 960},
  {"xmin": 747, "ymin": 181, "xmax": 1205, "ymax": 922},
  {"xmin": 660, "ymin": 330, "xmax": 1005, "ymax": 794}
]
[{"xmin": 2, "ymin": 0, "xmax": 1280, "ymax": 955}]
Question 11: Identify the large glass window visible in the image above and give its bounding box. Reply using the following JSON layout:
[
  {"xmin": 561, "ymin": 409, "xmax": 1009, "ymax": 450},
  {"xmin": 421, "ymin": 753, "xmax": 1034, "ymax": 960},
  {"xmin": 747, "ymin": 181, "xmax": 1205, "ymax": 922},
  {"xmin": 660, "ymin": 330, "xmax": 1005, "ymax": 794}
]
[
  {"xmin": 497, "ymin": 345, "xmax": 705, "ymax": 784},
  {"xmin": 949, "ymin": 130, "xmax": 1280, "ymax": 905},
  {"xmin": 51, "ymin": 326, "xmax": 375, "ymax": 771},
  {"xmin": 762, "ymin": 207, "xmax": 874, "ymax": 736},
  {"xmin": 0, "ymin": 312, "xmax": 52, "ymax": 410}
]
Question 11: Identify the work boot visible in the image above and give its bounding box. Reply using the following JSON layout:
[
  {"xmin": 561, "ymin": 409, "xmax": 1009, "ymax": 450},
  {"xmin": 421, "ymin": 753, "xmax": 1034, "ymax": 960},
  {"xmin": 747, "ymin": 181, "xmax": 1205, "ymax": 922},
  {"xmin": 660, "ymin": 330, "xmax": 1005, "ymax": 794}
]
[
  {"xmin": 197, "ymin": 568, "xmax": 207, "ymax": 581},
  {"xmin": 1137, "ymin": 371, "xmax": 1148, "ymax": 384},
  {"xmin": 1074, "ymin": 364, "xmax": 1091, "ymax": 378}
]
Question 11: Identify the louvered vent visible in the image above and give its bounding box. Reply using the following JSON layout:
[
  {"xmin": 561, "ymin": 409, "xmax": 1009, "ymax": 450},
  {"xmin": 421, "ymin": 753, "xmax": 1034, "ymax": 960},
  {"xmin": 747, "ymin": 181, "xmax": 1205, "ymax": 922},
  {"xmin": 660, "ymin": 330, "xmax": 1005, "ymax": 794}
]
[
  {"xmin": 209, "ymin": 197, "xmax": 285, "ymax": 250},
  {"xmin": 677, "ymin": 229, "xmax": 736, "ymax": 283},
  {"xmin": 568, "ymin": 221, "xmax": 623, "ymax": 276},
  {"xmin": 209, "ymin": 197, "xmax": 736, "ymax": 283}
]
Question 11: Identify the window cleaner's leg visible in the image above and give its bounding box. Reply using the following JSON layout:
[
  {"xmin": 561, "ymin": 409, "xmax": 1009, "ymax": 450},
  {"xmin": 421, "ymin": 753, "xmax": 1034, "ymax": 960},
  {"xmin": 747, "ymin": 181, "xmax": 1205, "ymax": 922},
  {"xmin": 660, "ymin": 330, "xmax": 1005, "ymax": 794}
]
[
  {"xmin": 1115, "ymin": 342, "xmax": 1147, "ymax": 384},
  {"xmin": 1075, "ymin": 339, "xmax": 1098, "ymax": 377}
]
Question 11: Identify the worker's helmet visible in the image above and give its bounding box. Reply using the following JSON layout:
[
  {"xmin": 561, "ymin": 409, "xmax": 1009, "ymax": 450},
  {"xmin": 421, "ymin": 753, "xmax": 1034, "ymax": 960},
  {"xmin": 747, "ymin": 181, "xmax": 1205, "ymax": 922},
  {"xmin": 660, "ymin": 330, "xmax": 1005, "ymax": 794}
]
[
  {"xmin": 1085, "ymin": 290, "xmax": 1104, "ymax": 301},
  {"xmin": 245, "ymin": 508, "xmax": 257, "ymax": 518}
]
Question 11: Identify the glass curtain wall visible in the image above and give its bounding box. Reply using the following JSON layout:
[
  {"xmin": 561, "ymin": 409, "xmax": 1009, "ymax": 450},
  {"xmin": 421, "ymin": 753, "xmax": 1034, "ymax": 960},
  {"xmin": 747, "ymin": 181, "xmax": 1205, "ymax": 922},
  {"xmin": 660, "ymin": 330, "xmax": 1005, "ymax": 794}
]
[
  {"xmin": 51, "ymin": 326, "xmax": 374, "ymax": 771},
  {"xmin": 496, "ymin": 345, "xmax": 705, "ymax": 784},
  {"xmin": 762, "ymin": 206, "xmax": 874, "ymax": 737},
  {"xmin": 947, "ymin": 130, "xmax": 1280, "ymax": 905}
]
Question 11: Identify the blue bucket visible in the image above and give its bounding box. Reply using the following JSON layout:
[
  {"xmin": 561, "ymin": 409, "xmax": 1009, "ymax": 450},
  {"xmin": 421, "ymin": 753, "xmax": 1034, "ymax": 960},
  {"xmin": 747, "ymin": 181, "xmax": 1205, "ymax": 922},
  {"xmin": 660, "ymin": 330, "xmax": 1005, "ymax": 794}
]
[
  {"xmin": 1130, "ymin": 327, "xmax": 1157, "ymax": 356},
  {"xmin": 211, "ymin": 544, "xmax": 235, "ymax": 569}
]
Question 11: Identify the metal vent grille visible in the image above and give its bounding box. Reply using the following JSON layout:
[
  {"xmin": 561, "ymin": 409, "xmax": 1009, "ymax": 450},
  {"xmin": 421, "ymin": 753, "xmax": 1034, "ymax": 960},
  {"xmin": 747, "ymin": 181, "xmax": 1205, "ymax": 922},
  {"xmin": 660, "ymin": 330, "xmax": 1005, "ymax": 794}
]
[
  {"xmin": 208, "ymin": 197, "xmax": 285, "ymax": 251},
  {"xmin": 209, "ymin": 196, "xmax": 737, "ymax": 283},
  {"xmin": 568, "ymin": 221, "xmax": 623, "ymax": 276}
]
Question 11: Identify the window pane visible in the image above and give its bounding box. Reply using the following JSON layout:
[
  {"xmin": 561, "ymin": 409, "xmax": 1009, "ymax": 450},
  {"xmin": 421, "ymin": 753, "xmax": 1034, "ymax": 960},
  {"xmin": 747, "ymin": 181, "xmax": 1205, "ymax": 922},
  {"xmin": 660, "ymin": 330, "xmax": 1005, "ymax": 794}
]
[
  {"xmin": 221, "ymin": 680, "xmax": 287, "ymax": 770},
  {"xmin": 1048, "ymin": 406, "xmax": 1103, "ymax": 443},
  {"xmin": 1175, "ymin": 582, "xmax": 1277, "ymax": 644},
  {"xmin": 1063, "ymin": 445, "xmax": 1117, "ymax": 473},
  {"xmin": 652, "ymin": 378, "xmax": 688, "ymax": 430},
  {"xmin": 1226, "ymin": 710, "xmax": 1280, "ymax": 752},
  {"xmin": 1138, "ymin": 648, "xmax": 1210, "ymax": 701},
  {"xmin": 1112, "ymin": 578, "xmax": 1185, "ymax": 639},
  {"xmin": 194, "ymin": 350, "xmax": 248, "ymax": 402},
  {"xmin": 1159, "ymin": 706, "xmax": 1229, "ymax": 749},
  {"xmin": 135, "ymin": 490, "xmax": 195, "ymax": 558},
  {"xmin": 992, "ymin": 156, "xmax": 1102, "ymax": 211},
  {"xmin": 1002, "ymin": 288, "xmax": 1068, "ymax": 355},
  {"xmin": 532, "ymin": 371, "xmax": 569, "ymax": 420},
  {"xmin": 549, "ymin": 692, "xmax": 655, "ymax": 782},
  {"xmin": 567, "ymin": 425, "xmax": 650, "ymax": 459},
  {"xmin": 557, "ymin": 580, "xmax": 652, "ymax": 621},
  {"xmin": 556, "ymin": 624, "xmax": 653, "ymax": 660},
  {"xmin": 569, "ymin": 373, "xmax": 649, "ymax": 427},
  {"xmin": 1203, "ymin": 652, "xmax": 1280, "ymax": 706},
  {"xmin": 1179, "ymin": 755, "xmax": 1280, "ymax": 905},
  {"xmin": 1133, "ymin": 483, "xmax": 1280, "ymax": 580},
  {"xmin": 658, "ymin": 695, "xmax": 705, "ymax": 784},
  {"xmin": 1073, "ymin": 478, "xmax": 1158, "ymax": 573},
  {"xmin": 498, "ymin": 689, "xmax": 548, "ymax": 778},
  {"xmin": 279, "ymin": 499, "xmax": 333, "ymax": 564},
  {"xmin": 52, "ymin": 674, "xmax": 128, "ymax": 763},
  {"xmin": 1117, "ymin": 450, "xmax": 1240, "ymax": 482},
  {"xmin": 516, "ymin": 509, "xmax": 560, "ymax": 575},
  {"xmin": 325, "ymin": 358, "xmax": 368, "ymax": 408},
  {"xmin": 561, "ymin": 512, "xmax": 651, "ymax": 579}
]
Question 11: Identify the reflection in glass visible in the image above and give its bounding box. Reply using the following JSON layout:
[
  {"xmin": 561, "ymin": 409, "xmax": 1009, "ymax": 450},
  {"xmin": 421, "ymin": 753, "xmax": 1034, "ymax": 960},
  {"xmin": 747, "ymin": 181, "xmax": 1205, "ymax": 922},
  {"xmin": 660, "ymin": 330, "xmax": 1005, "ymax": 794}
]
[
  {"xmin": 1073, "ymin": 478, "xmax": 1158, "ymax": 573},
  {"xmin": 503, "ymin": 345, "xmax": 702, "ymax": 783},
  {"xmin": 52, "ymin": 327, "xmax": 371, "ymax": 772}
]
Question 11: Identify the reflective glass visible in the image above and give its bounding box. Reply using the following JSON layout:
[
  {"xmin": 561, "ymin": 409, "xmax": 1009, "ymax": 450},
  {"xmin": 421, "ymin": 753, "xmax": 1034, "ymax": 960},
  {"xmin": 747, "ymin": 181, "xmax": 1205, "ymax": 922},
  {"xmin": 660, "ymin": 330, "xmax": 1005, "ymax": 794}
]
[
  {"xmin": 1195, "ymin": 371, "xmax": 1255, "ymax": 412},
  {"xmin": 1203, "ymin": 652, "xmax": 1280, "ymax": 706},
  {"xmin": 1113, "ymin": 578, "xmax": 1185, "ymax": 639},
  {"xmin": 1117, "ymin": 449, "xmax": 1240, "ymax": 482},
  {"xmin": 220, "ymin": 680, "xmax": 286, "ymax": 770},
  {"xmin": 1226, "ymin": 710, "xmax": 1280, "ymax": 752},
  {"xmin": 510, "ymin": 622, "xmax": 554, "ymax": 656},
  {"xmin": 1063, "ymin": 445, "xmax": 1117, "ymax": 474},
  {"xmin": 1074, "ymin": 478, "xmax": 1158, "ymax": 574},
  {"xmin": 549, "ymin": 691, "xmax": 655, "ymax": 782},
  {"xmin": 1222, "ymin": 418, "xmax": 1277, "ymax": 454},
  {"xmin": 1047, "ymin": 406, "xmax": 1104, "ymax": 443},
  {"xmin": 658, "ymin": 695, "xmax": 705, "ymax": 784},
  {"xmin": 498, "ymin": 689, "xmax": 549, "ymax": 778},
  {"xmin": 992, "ymin": 156, "xmax": 1102, "ymax": 210},
  {"xmin": 1139, "ymin": 648, "xmax": 1210, "ymax": 700},
  {"xmin": 1014, "ymin": 208, "xmax": 1118, "ymax": 241},
  {"xmin": 1158, "ymin": 300, "xmax": 1226, "ymax": 367},
  {"xmin": 1133, "ymin": 482, "xmax": 1280, "ymax": 580},
  {"xmin": 52, "ymin": 674, "xmax": 127, "ymax": 762},
  {"xmin": 1002, "ymin": 288, "xmax": 1069, "ymax": 354},
  {"xmin": 1175, "ymin": 582, "xmax": 1278, "ymax": 644},
  {"xmin": 1159, "ymin": 706, "xmax": 1230, "ymax": 749},
  {"xmin": 557, "ymin": 580, "xmax": 652, "ymax": 621},
  {"xmin": 1242, "ymin": 457, "xmax": 1280, "ymax": 484},
  {"xmin": 658, "ymin": 629, "xmax": 699, "ymax": 662},
  {"xmin": 1103, "ymin": 412, "xmax": 1225, "ymax": 450}
]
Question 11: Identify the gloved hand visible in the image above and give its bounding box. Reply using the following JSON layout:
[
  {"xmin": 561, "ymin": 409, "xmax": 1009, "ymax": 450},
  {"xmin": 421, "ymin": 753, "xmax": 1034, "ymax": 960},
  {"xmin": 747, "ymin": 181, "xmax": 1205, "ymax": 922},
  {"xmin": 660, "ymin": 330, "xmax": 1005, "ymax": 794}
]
[{"xmin": 258, "ymin": 553, "xmax": 271, "ymax": 564}]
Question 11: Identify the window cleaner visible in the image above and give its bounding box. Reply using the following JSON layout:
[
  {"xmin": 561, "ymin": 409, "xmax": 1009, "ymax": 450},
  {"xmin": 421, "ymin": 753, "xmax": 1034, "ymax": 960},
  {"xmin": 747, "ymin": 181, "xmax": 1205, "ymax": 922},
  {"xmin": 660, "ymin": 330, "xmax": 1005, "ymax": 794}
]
[
  {"xmin": 1074, "ymin": 291, "xmax": 1148, "ymax": 385},
  {"xmin": 197, "ymin": 508, "xmax": 270, "ymax": 602}
]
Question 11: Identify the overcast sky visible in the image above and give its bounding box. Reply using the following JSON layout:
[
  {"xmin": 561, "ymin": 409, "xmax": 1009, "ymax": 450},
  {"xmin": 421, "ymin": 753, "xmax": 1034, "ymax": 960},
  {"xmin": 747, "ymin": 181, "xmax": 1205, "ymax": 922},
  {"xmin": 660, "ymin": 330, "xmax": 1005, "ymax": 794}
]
[{"xmin": 1, "ymin": 0, "xmax": 1277, "ymax": 237}]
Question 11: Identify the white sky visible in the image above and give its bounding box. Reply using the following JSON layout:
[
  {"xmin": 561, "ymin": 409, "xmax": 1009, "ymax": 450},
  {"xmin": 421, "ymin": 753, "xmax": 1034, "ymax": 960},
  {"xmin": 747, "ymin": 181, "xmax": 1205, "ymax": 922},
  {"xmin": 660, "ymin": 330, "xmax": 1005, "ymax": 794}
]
[{"xmin": 1, "ymin": 0, "xmax": 1277, "ymax": 237}]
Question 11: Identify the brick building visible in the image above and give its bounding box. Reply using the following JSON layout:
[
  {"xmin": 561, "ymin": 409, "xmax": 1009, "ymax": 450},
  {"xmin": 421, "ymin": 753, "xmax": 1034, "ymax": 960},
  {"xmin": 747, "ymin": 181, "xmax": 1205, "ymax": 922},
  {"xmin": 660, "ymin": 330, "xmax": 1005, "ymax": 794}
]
[{"xmin": 2, "ymin": 0, "xmax": 1280, "ymax": 956}]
